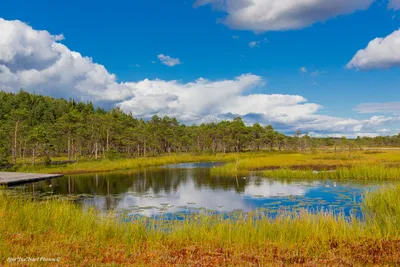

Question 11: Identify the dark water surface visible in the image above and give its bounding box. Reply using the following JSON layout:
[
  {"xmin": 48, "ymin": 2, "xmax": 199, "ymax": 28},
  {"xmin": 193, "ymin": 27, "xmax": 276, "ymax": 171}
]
[{"xmin": 11, "ymin": 163, "xmax": 385, "ymax": 219}]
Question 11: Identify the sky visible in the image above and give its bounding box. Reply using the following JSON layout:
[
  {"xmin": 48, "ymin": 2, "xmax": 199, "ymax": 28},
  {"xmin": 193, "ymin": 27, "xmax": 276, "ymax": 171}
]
[{"xmin": 0, "ymin": 0, "xmax": 400, "ymax": 137}]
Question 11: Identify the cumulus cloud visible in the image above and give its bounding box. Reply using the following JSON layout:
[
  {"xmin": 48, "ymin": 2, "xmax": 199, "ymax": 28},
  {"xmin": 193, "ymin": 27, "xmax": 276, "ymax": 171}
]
[
  {"xmin": 0, "ymin": 18, "xmax": 397, "ymax": 137},
  {"xmin": 347, "ymin": 29, "xmax": 400, "ymax": 70},
  {"xmin": 0, "ymin": 18, "xmax": 133, "ymax": 102},
  {"xmin": 389, "ymin": 0, "xmax": 400, "ymax": 10},
  {"xmin": 355, "ymin": 102, "xmax": 400, "ymax": 114},
  {"xmin": 54, "ymin": 34, "xmax": 65, "ymax": 41},
  {"xmin": 194, "ymin": 0, "xmax": 374, "ymax": 32},
  {"xmin": 157, "ymin": 54, "xmax": 181, "ymax": 67}
]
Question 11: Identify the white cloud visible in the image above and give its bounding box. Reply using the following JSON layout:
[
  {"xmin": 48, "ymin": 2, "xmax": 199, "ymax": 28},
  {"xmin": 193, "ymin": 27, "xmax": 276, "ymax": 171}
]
[
  {"xmin": 0, "ymin": 18, "xmax": 397, "ymax": 137},
  {"xmin": 54, "ymin": 34, "xmax": 65, "ymax": 41},
  {"xmin": 389, "ymin": 0, "xmax": 400, "ymax": 10},
  {"xmin": 194, "ymin": 0, "xmax": 374, "ymax": 32},
  {"xmin": 309, "ymin": 132, "xmax": 381, "ymax": 138},
  {"xmin": 0, "ymin": 18, "xmax": 133, "ymax": 102},
  {"xmin": 157, "ymin": 54, "xmax": 181, "ymax": 67},
  {"xmin": 347, "ymin": 29, "xmax": 400, "ymax": 70},
  {"xmin": 300, "ymin": 67, "xmax": 307, "ymax": 73},
  {"xmin": 355, "ymin": 102, "xmax": 400, "ymax": 114},
  {"xmin": 248, "ymin": 41, "xmax": 258, "ymax": 48},
  {"xmin": 248, "ymin": 38, "xmax": 268, "ymax": 48}
]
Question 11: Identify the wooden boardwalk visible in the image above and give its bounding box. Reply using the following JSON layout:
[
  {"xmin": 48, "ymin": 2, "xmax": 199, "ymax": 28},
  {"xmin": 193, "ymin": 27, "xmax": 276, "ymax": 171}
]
[{"xmin": 0, "ymin": 172, "xmax": 63, "ymax": 186}]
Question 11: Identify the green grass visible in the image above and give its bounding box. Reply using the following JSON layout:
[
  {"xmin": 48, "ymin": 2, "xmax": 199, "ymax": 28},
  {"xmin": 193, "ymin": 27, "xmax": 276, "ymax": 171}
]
[
  {"xmin": 261, "ymin": 165, "xmax": 400, "ymax": 181},
  {"xmin": 12, "ymin": 153, "xmax": 240, "ymax": 174},
  {"xmin": 363, "ymin": 184, "xmax": 400, "ymax": 237},
  {"xmin": 2, "ymin": 184, "xmax": 400, "ymax": 265},
  {"xmin": 208, "ymin": 150, "xmax": 400, "ymax": 181},
  {"xmin": 8, "ymin": 150, "xmax": 400, "ymax": 182}
]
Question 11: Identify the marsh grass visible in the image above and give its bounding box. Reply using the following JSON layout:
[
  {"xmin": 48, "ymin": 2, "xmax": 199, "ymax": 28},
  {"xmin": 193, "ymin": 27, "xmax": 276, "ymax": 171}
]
[
  {"xmin": 209, "ymin": 151, "xmax": 400, "ymax": 181},
  {"xmin": 2, "ymin": 184, "xmax": 400, "ymax": 265},
  {"xmin": 363, "ymin": 185, "xmax": 400, "ymax": 237},
  {"xmin": 10, "ymin": 150, "xmax": 400, "ymax": 180},
  {"xmin": 13, "ymin": 153, "xmax": 240, "ymax": 174},
  {"xmin": 260, "ymin": 165, "xmax": 400, "ymax": 181}
]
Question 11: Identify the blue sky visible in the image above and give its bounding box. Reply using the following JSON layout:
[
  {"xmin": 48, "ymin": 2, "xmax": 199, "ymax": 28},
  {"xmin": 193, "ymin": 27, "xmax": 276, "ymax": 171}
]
[{"xmin": 0, "ymin": 0, "xmax": 399, "ymax": 136}]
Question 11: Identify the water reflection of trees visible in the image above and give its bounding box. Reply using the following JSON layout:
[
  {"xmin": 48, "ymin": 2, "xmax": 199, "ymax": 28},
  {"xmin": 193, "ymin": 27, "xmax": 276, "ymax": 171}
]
[{"xmin": 16, "ymin": 168, "xmax": 250, "ymax": 210}]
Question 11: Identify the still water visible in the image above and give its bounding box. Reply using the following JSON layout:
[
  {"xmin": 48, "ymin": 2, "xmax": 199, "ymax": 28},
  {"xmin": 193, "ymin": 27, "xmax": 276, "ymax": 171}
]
[{"xmin": 12, "ymin": 163, "xmax": 382, "ymax": 219}]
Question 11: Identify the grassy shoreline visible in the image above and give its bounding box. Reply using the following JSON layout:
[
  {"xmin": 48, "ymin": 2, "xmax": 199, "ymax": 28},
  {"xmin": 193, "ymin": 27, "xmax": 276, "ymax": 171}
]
[
  {"xmin": 10, "ymin": 153, "xmax": 239, "ymax": 175},
  {"xmin": 1, "ymin": 185, "xmax": 400, "ymax": 265},
  {"xmin": 2, "ymin": 150, "xmax": 400, "ymax": 265},
  {"xmin": 5, "ymin": 150, "xmax": 400, "ymax": 182}
]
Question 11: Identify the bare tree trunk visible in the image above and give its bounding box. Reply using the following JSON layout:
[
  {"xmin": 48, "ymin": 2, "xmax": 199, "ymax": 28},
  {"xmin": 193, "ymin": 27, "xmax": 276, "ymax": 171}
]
[
  {"xmin": 72, "ymin": 140, "xmax": 76, "ymax": 160},
  {"xmin": 144, "ymin": 140, "xmax": 147, "ymax": 157},
  {"xmin": 32, "ymin": 143, "xmax": 36, "ymax": 166},
  {"xmin": 23, "ymin": 138, "xmax": 27, "ymax": 165},
  {"xmin": 67, "ymin": 134, "xmax": 71, "ymax": 161},
  {"xmin": 95, "ymin": 142, "xmax": 98, "ymax": 160},
  {"xmin": 19, "ymin": 138, "xmax": 23, "ymax": 159},
  {"xmin": 106, "ymin": 129, "xmax": 110, "ymax": 152},
  {"xmin": 13, "ymin": 120, "xmax": 19, "ymax": 165},
  {"xmin": 212, "ymin": 139, "xmax": 216, "ymax": 153},
  {"xmin": 73, "ymin": 140, "xmax": 76, "ymax": 160}
]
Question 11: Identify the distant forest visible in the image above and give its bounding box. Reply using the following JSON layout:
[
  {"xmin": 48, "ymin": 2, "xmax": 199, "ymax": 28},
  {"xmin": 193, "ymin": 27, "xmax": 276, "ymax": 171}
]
[{"xmin": 0, "ymin": 91, "xmax": 399, "ymax": 166}]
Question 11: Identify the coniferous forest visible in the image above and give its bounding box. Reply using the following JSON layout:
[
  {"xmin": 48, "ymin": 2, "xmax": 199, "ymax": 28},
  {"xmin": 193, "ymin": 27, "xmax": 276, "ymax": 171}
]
[{"xmin": 1, "ymin": 90, "xmax": 399, "ymax": 166}]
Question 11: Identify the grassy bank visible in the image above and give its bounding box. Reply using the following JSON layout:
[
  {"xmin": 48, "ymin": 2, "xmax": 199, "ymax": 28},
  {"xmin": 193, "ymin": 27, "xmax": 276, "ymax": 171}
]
[
  {"xmin": 260, "ymin": 165, "xmax": 400, "ymax": 181},
  {"xmin": 8, "ymin": 150, "xmax": 400, "ymax": 182},
  {"xmin": 1, "ymin": 185, "xmax": 400, "ymax": 265},
  {"xmin": 12, "ymin": 153, "xmax": 240, "ymax": 175},
  {"xmin": 209, "ymin": 150, "xmax": 400, "ymax": 181}
]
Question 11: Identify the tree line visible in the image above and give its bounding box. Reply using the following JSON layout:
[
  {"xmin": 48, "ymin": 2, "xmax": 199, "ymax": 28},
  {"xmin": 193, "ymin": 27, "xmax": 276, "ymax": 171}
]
[{"xmin": 0, "ymin": 91, "xmax": 399, "ymax": 166}]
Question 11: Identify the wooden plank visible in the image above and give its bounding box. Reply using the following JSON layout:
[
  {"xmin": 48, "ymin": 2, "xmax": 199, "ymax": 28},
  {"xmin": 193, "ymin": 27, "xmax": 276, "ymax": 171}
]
[{"xmin": 0, "ymin": 172, "xmax": 63, "ymax": 186}]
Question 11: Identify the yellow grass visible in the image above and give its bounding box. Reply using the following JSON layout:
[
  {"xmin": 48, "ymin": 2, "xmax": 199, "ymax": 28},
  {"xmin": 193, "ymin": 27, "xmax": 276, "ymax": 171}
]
[{"xmin": 1, "ymin": 184, "xmax": 400, "ymax": 265}]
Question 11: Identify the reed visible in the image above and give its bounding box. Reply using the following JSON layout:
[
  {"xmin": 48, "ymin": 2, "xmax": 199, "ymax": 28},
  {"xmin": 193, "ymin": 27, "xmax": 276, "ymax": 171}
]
[
  {"xmin": 1, "ymin": 185, "xmax": 400, "ymax": 265},
  {"xmin": 363, "ymin": 184, "xmax": 400, "ymax": 237},
  {"xmin": 11, "ymin": 150, "xmax": 400, "ymax": 178},
  {"xmin": 13, "ymin": 153, "xmax": 239, "ymax": 174},
  {"xmin": 260, "ymin": 165, "xmax": 400, "ymax": 181},
  {"xmin": 207, "ymin": 150, "xmax": 400, "ymax": 181}
]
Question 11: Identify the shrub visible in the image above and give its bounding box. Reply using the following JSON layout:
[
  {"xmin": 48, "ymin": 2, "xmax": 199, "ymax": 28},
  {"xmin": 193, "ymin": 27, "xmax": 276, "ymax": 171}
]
[
  {"xmin": 106, "ymin": 149, "xmax": 121, "ymax": 161},
  {"xmin": 0, "ymin": 147, "xmax": 8, "ymax": 166}
]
